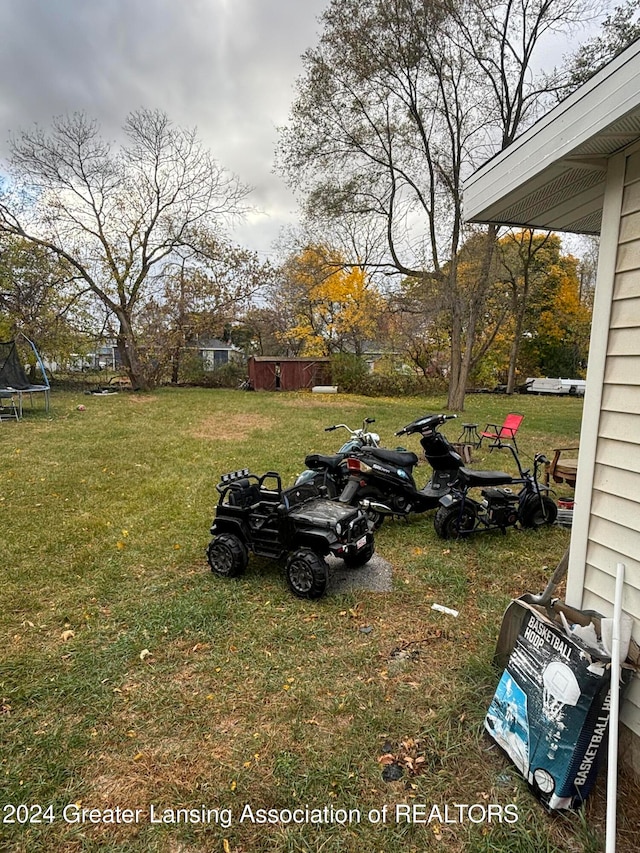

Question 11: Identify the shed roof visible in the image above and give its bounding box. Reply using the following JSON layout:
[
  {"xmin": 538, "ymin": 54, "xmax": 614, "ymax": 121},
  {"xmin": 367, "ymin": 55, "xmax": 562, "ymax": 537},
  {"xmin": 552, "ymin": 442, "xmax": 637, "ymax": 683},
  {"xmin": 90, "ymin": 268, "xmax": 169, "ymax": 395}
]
[
  {"xmin": 248, "ymin": 356, "xmax": 331, "ymax": 363},
  {"xmin": 464, "ymin": 39, "xmax": 640, "ymax": 234}
]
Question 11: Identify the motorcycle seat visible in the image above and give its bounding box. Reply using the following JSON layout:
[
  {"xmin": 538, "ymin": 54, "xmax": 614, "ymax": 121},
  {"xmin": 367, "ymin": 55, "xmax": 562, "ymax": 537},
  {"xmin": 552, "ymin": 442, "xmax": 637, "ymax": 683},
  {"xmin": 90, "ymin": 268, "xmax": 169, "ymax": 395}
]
[
  {"xmin": 458, "ymin": 467, "xmax": 514, "ymax": 487},
  {"xmin": 304, "ymin": 453, "xmax": 345, "ymax": 472},
  {"xmin": 367, "ymin": 447, "xmax": 419, "ymax": 468}
]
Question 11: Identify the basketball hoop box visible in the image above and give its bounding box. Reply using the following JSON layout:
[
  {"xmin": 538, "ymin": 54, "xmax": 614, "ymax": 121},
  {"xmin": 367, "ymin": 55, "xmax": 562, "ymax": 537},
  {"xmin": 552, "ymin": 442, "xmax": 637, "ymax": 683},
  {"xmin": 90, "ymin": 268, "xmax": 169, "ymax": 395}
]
[{"xmin": 484, "ymin": 602, "xmax": 633, "ymax": 810}]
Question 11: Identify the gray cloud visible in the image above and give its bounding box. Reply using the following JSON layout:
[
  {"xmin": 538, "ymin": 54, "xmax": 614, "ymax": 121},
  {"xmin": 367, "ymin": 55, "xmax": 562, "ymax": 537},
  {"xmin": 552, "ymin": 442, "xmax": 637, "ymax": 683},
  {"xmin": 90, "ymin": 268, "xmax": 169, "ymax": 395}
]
[{"xmin": 0, "ymin": 0, "xmax": 328, "ymax": 255}]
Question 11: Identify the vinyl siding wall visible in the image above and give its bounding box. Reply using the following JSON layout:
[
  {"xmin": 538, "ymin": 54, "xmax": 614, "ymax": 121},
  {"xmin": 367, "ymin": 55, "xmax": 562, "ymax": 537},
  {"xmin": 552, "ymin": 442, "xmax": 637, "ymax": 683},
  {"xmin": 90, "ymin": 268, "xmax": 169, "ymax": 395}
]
[{"xmin": 581, "ymin": 148, "xmax": 640, "ymax": 736}]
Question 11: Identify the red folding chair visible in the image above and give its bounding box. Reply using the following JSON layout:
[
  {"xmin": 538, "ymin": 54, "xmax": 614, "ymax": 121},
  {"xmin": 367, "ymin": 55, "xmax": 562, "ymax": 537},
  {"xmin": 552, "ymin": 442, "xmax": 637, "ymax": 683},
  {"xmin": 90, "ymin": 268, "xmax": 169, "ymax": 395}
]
[{"xmin": 480, "ymin": 413, "xmax": 524, "ymax": 452}]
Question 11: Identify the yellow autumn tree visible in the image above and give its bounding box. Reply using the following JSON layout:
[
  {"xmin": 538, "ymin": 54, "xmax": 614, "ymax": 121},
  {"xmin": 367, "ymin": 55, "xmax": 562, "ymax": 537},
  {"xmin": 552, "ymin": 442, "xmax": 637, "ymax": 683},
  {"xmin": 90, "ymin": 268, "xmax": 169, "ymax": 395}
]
[
  {"xmin": 279, "ymin": 245, "xmax": 385, "ymax": 355},
  {"xmin": 532, "ymin": 261, "xmax": 592, "ymax": 376}
]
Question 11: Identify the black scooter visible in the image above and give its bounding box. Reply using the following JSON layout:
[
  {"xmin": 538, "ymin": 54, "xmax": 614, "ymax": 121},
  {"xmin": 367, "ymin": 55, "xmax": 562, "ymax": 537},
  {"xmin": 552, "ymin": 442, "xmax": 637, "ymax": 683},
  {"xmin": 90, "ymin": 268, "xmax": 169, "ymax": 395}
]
[
  {"xmin": 338, "ymin": 413, "xmax": 463, "ymax": 527},
  {"xmin": 434, "ymin": 442, "xmax": 557, "ymax": 539}
]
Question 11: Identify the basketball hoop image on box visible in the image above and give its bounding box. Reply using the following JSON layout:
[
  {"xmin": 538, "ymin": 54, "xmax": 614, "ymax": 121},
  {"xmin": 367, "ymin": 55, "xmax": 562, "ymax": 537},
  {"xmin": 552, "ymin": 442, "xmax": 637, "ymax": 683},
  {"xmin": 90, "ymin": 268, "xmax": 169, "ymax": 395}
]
[
  {"xmin": 541, "ymin": 661, "xmax": 580, "ymax": 723},
  {"xmin": 485, "ymin": 603, "xmax": 631, "ymax": 811}
]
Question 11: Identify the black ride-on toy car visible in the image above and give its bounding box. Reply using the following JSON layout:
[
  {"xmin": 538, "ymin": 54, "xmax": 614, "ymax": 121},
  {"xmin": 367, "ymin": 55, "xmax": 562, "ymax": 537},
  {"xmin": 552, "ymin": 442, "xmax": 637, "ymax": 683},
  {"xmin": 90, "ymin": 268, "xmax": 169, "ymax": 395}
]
[{"xmin": 206, "ymin": 469, "xmax": 375, "ymax": 599}]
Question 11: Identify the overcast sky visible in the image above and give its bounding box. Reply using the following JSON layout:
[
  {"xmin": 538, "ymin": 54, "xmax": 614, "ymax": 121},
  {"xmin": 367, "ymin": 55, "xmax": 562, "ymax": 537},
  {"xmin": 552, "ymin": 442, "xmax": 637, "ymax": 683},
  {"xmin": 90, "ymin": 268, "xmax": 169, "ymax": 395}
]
[{"xmin": 0, "ymin": 0, "xmax": 330, "ymax": 259}]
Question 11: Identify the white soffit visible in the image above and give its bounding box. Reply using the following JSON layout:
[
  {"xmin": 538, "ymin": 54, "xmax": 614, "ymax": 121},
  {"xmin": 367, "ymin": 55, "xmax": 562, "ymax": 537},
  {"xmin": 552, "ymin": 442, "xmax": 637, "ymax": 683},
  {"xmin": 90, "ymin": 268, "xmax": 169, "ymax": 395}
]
[{"xmin": 464, "ymin": 39, "xmax": 640, "ymax": 235}]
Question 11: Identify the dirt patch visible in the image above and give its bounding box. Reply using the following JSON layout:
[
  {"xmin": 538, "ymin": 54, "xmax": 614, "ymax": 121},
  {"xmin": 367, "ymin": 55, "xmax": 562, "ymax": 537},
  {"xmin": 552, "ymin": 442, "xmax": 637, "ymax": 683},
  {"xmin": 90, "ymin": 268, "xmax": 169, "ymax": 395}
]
[
  {"xmin": 190, "ymin": 413, "xmax": 275, "ymax": 441},
  {"xmin": 127, "ymin": 395, "xmax": 158, "ymax": 405},
  {"xmin": 279, "ymin": 395, "xmax": 351, "ymax": 409}
]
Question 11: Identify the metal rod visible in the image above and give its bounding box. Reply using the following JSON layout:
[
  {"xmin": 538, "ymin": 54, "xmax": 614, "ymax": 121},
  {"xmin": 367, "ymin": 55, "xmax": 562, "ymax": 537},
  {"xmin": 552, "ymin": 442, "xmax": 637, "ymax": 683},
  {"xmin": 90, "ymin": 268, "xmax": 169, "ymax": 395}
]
[{"xmin": 605, "ymin": 561, "xmax": 625, "ymax": 853}]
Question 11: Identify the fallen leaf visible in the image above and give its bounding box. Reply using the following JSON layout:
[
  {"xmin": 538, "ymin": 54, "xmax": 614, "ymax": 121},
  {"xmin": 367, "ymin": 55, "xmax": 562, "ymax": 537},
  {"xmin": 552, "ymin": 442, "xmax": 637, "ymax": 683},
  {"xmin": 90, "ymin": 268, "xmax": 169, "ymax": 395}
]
[
  {"xmin": 61, "ymin": 630, "xmax": 75, "ymax": 642},
  {"xmin": 139, "ymin": 648, "xmax": 152, "ymax": 661}
]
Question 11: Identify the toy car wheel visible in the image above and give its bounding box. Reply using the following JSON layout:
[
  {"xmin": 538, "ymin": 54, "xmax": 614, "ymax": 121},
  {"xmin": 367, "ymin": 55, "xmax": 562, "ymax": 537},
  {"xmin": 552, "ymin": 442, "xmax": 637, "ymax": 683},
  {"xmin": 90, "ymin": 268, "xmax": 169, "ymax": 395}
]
[
  {"xmin": 434, "ymin": 503, "xmax": 476, "ymax": 539},
  {"xmin": 519, "ymin": 495, "xmax": 558, "ymax": 528},
  {"xmin": 207, "ymin": 533, "xmax": 248, "ymax": 578},
  {"xmin": 342, "ymin": 539, "xmax": 375, "ymax": 568},
  {"xmin": 285, "ymin": 548, "xmax": 328, "ymax": 600}
]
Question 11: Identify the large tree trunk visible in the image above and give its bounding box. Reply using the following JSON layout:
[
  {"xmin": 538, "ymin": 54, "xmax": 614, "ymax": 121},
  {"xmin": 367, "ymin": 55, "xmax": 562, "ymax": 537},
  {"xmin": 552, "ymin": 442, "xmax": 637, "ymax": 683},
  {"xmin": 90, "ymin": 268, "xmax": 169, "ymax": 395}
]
[
  {"xmin": 506, "ymin": 307, "xmax": 525, "ymax": 394},
  {"xmin": 115, "ymin": 312, "xmax": 151, "ymax": 391},
  {"xmin": 447, "ymin": 308, "xmax": 466, "ymax": 410},
  {"xmin": 446, "ymin": 227, "xmax": 498, "ymax": 411}
]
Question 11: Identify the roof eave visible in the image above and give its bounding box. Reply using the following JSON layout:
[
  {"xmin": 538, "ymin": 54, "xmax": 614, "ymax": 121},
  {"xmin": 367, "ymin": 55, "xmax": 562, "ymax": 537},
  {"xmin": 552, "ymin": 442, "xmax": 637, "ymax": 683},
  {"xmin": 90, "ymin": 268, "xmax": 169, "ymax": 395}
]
[{"xmin": 464, "ymin": 39, "xmax": 640, "ymax": 232}]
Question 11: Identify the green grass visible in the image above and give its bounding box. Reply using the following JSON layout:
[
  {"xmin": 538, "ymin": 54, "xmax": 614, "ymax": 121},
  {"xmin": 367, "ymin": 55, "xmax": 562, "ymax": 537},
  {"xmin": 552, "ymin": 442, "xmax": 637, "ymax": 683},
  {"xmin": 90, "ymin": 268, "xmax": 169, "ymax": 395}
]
[{"xmin": 0, "ymin": 388, "xmax": 636, "ymax": 852}]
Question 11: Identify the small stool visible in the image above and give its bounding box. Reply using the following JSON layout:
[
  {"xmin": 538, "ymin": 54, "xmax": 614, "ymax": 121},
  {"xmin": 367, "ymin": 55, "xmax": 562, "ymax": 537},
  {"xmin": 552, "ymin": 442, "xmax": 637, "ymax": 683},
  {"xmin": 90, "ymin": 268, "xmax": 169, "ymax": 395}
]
[
  {"xmin": 0, "ymin": 393, "xmax": 19, "ymax": 422},
  {"xmin": 458, "ymin": 423, "xmax": 481, "ymax": 448}
]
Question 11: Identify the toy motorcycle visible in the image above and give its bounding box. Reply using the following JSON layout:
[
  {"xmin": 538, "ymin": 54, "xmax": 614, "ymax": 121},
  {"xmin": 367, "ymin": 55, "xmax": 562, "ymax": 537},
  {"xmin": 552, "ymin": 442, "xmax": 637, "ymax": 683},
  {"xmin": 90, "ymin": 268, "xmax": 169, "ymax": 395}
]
[{"xmin": 295, "ymin": 417, "xmax": 381, "ymax": 498}]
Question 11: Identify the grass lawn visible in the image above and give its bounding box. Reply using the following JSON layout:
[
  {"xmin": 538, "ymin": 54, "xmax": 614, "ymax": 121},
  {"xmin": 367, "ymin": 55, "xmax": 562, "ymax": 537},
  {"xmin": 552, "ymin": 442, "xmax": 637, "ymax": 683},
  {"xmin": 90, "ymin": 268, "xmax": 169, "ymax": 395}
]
[{"xmin": 1, "ymin": 388, "xmax": 637, "ymax": 852}]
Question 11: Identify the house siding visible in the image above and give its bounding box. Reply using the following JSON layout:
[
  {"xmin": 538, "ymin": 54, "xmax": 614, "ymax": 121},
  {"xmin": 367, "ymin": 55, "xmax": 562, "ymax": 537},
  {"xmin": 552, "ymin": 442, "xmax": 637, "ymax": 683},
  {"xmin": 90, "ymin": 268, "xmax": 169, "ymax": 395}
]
[{"xmin": 581, "ymin": 148, "xmax": 640, "ymax": 736}]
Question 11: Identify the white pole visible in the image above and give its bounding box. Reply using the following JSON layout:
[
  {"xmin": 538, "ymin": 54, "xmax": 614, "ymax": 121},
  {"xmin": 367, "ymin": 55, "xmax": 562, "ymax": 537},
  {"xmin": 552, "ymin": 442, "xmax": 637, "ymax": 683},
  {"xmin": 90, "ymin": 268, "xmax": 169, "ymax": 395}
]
[{"xmin": 605, "ymin": 561, "xmax": 625, "ymax": 853}]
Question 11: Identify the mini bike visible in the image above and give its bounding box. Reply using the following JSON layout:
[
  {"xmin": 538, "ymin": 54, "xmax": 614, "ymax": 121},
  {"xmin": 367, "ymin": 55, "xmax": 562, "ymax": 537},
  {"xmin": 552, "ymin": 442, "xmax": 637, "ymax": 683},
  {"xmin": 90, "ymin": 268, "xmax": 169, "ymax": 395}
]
[{"xmin": 434, "ymin": 443, "xmax": 557, "ymax": 539}]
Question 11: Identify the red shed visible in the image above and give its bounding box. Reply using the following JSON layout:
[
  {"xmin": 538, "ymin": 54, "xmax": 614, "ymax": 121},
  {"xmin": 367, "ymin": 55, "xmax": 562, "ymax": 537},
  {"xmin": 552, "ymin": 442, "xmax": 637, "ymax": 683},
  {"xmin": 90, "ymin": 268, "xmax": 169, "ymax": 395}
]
[{"xmin": 248, "ymin": 357, "xmax": 331, "ymax": 391}]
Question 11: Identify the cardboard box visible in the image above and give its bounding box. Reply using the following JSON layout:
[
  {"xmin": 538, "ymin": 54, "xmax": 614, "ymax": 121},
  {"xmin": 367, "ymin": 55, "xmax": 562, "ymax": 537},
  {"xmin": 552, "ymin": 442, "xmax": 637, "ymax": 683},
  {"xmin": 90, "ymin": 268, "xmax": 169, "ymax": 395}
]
[{"xmin": 486, "ymin": 602, "xmax": 633, "ymax": 810}]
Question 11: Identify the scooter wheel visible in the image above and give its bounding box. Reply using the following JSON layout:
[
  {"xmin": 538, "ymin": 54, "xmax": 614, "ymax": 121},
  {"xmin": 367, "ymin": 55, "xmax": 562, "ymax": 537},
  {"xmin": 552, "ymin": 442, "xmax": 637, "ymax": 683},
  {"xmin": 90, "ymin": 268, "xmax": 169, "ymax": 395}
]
[
  {"xmin": 285, "ymin": 548, "xmax": 328, "ymax": 599},
  {"xmin": 519, "ymin": 495, "xmax": 558, "ymax": 528},
  {"xmin": 434, "ymin": 504, "xmax": 476, "ymax": 539},
  {"xmin": 207, "ymin": 533, "xmax": 248, "ymax": 577}
]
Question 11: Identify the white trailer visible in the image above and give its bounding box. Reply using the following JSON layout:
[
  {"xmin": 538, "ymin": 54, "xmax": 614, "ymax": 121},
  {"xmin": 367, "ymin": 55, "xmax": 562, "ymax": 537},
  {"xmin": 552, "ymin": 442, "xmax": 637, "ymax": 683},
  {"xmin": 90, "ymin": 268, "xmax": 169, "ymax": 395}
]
[{"xmin": 525, "ymin": 378, "xmax": 586, "ymax": 396}]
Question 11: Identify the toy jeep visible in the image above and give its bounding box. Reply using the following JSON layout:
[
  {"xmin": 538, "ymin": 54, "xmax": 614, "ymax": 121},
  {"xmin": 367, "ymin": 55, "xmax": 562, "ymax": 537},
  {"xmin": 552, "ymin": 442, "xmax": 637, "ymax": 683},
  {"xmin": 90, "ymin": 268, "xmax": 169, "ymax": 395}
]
[{"xmin": 206, "ymin": 469, "xmax": 375, "ymax": 599}]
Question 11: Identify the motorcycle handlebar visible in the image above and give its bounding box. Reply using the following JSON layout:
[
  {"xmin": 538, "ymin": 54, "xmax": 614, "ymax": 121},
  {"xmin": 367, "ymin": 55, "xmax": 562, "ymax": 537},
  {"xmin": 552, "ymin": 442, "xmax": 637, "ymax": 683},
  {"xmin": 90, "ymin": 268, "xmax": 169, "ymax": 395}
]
[
  {"xmin": 325, "ymin": 420, "xmax": 376, "ymax": 435},
  {"xmin": 395, "ymin": 413, "xmax": 457, "ymax": 436}
]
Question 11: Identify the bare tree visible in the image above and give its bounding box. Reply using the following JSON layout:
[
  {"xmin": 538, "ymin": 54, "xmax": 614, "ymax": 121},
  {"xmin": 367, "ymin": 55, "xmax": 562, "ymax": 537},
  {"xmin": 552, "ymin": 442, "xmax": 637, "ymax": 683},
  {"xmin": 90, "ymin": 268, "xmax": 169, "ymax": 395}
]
[
  {"xmin": 277, "ymin": 0, "xmax": 597, "ymax": 409},
  {"xmin": 557, "ymin": 0, "xmax": 640, "ymax": 96},
  {"xmin": 149, "ymin": 241, "xmax": 272, "ymax": 383},
  {"xmin": 0, "ymin": 109, "xmax": 249, "ymax": 389},
  {"xmin": 496, "ymin": 229, "xmax": 559, "ymax": 393}
]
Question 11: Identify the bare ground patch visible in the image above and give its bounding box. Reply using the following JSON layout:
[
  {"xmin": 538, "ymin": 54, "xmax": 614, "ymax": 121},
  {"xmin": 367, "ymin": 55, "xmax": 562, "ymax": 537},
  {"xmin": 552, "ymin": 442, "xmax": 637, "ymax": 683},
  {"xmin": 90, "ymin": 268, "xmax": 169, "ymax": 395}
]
[
  {"xmin": 127, "ymin": 394, "xmax": 159, "ymax": 405},
  {"xmin": 190, "ymin": 413, "xmax": 275, "ymax": 441},
  {"xmin": 279, "ymin": 394, "xmax": 355, "ymax": 409}
]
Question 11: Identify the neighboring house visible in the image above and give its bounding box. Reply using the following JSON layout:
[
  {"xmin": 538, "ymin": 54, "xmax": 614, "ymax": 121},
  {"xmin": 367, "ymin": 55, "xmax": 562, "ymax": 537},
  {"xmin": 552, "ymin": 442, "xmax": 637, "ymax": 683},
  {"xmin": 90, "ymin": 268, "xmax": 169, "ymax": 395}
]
[
  {"xmin": 193, "ymin": 338, "xmax": 243, "ymax": 371},
  {"xmin": 358, "ymin": 342, "xmax": 401, "ymax": 374},
  {"xmin": 45, "ymin": 341, "xmax": 120, "ymax": 372},
  {"xmin": 464, "ymin": 39, "xmax": 640, "ymax": 773}
]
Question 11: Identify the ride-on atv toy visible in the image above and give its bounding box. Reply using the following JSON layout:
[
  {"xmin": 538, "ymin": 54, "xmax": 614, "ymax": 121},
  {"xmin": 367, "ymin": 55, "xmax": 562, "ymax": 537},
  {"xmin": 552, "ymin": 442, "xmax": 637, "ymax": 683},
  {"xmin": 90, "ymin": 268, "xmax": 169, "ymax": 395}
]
[{"xmin": 207, "ymin": 469, "xmax": 375, "ymax": 599}]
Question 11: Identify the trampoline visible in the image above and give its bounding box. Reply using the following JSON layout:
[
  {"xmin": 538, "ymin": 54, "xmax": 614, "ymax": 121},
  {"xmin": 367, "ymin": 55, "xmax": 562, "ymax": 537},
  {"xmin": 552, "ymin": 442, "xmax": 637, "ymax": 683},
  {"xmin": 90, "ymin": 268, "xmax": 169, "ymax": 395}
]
[{"xmin": 0, "ymin": 336, "xmax": 50, "ymax": 419}]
